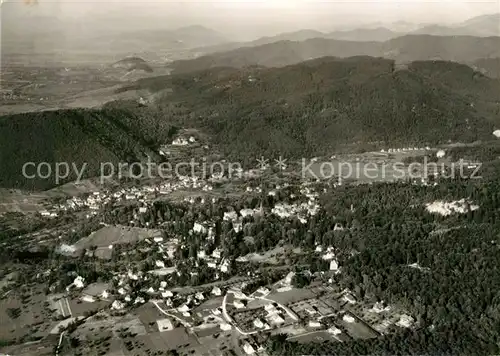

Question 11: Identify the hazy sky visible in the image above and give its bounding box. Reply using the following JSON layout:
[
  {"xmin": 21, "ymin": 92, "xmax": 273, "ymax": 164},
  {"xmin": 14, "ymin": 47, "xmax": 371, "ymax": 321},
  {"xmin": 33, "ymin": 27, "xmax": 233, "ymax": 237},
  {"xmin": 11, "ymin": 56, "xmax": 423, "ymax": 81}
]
[{"xmin": 2, "ymin": 0, "xmax": 499, "ymax": 40}]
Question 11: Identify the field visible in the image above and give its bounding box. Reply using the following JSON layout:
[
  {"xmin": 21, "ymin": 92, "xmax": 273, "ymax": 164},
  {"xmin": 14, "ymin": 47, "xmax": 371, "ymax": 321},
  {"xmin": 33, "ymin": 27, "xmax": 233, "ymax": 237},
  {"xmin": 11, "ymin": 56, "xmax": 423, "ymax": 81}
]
[
  {"xmin": 267, "ymin": 288, "xmax": 317, "ymax": 305},
  {"xmin": 289, "ymin": 330, "xmax": 342, "ymax": 344},
  {"xmin": 0, "ymin": 189, "xmax": 48, "ymax": 214},
  {"xmin": 72, "ymin": 226, "xmax": 163, "ymax": 250},
  {"xmin": 136, "ymin": 328, "xmax": 198, "ymax": 352},
  {"xmin": 135, "ymin": 303, "xmax": 173, "ymax": 333},
  {"xmin": 0, "ymin": 288, "xmax": 55, "ymax": 343},
  {"xmin": 338, "ymin": 313, "xmax": 380, "ymax": 340}
]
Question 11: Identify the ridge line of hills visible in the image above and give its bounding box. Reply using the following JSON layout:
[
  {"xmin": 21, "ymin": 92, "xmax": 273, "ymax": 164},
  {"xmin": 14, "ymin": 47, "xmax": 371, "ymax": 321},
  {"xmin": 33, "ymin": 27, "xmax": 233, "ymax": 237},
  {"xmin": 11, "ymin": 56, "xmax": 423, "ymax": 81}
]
[{"xmin": 170, "ymin": 35, "xmax": 500, "ymax": 74}]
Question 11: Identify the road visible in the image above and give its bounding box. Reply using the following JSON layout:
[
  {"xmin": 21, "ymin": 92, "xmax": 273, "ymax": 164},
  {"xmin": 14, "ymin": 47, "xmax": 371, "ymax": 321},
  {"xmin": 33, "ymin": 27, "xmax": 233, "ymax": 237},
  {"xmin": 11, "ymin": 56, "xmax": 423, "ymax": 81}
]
[
  {"xmin": 151, "ymin": 300, "xmax": 192, "ymax": 328},
  {"xmin": 221, "ymin": 291, "xmax": 258, "ymax": 336}
]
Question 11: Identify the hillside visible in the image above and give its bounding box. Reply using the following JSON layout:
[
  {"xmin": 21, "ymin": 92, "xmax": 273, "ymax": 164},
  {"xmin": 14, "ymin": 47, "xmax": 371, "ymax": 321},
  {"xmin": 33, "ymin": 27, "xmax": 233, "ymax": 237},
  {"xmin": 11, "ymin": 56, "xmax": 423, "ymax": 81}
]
[
  {"xmin": 128, "ymin": 57, "xmax": 500, "ymax": 159},
  {"xmin": 0, "ymin": 107, "xmax": 176, "ymax": 190},
  {"xmin": 3, "ymin": 57, "xmax": 499, "ymax": 190},
  {"xmin": 412, "ymin": 14, "xmax": 500, "ymax": 37},
  {"xmin": 327, "ymin": 27, "xmax": 401, "ymax": 42},
  {"xmin": 111, "ymin": 57, "xmax": 154, "ymax": 73},
  {"xmin": 170, "ymin": 35, "xmax": 500, "ymax": 74},
  {"xmin": 473, "ymin": 58, "xmax": 500, "ymax": 79}
]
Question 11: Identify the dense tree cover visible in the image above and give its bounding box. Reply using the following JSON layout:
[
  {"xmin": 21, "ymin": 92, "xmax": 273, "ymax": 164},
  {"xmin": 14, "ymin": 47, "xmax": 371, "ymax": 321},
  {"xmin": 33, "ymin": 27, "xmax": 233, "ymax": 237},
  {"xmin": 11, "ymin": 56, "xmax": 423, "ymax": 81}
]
[
  {"xmin": 2, "ymin": 57, "xmax": 499, "ymax": 191},
  {"xmin": 474, "ymin": 57, "xmax": 500, "ymax": 79},
  {"xmin": 129, "ymin": 57, "xmax": 500, "ymax": 161},
  {"xmin": 260, "ymin": 177, "xmax": 500, "ymax": 355},
  {"xmin": 0, "ymin": 107, "xmax": 175, "ymax": 190}
]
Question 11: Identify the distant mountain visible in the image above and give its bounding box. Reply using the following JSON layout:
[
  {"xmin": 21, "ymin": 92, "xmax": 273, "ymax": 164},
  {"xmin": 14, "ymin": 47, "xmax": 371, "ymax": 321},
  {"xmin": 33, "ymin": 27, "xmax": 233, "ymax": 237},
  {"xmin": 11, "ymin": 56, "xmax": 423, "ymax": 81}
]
[
  {"xmin": 381, "ymin": 35, "xmax": 500, "ymax": 63},
  {"xmin": 192, "ymin": 27, "xmax": 401, "ymax": 57},
  {"xmin": 3, "ymin": 17, "xmax": 230, "ymax": 62},
  {"xmin": 86, "ymin": 25, "xmax": 229, "ymax": 54},
  {"xmin": 170, "ymin": 35, "xmax": 500, "ymax": 74},
  {"xmin": 413, "ymin": 14, "xmax": 500, "ymax": 37},
  {"xmin": 457, "ymin": 13, "xmax": 500, "ymax": 36},
  {"xmin": 327, "ymin": 27, "xmax": 401, "ymax": 42}
]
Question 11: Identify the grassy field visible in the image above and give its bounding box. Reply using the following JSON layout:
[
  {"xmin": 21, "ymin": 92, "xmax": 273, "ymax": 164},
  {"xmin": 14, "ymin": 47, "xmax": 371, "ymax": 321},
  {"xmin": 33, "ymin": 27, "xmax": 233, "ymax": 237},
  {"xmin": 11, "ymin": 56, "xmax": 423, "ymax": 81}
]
[
  {"xmin": 0, "ymin": 288, "xmax": 55, "ymax": 343},
  {"xmin": 73, "ymin": 226, "xmax": 162, "ymax": 250}
]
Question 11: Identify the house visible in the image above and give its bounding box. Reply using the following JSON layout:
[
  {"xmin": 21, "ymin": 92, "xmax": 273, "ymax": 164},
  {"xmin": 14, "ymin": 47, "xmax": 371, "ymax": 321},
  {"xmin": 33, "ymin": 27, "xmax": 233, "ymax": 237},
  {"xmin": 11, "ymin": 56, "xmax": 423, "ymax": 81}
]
[
  {"xmin": 212, "ymin": 248, "xmax": 222, "ymax": 259},
  {"xmin": 268, "ymin": 314, "xmax": 285, "ymax": 325},
  {"xmin": 265, "ymin": 304, "xmax": 277, "ymax": 314},
  {"xmin": 342, "ymin": 293, "xmax": 356, "ymax": 305},
  {"xmin": 330, "ymin": 260, "xmax": 339, "ymax": 272},
  {"xmin": 177, "ymin": 304, "xmax": 190, "ymax": 313},
  {"xmin": 328, "ymin": 326, "xmax": 342, "ymax": 335},
  {"xmin": 233, "ymin": 300, "xmax": 245, "ymax": 309},
  {"xmin": 211, "ymin": 287, "xmax": 222, "ymax": 296},
  {"xmin": 309, "ymin": 321, "xmax": 322, "ymax": 328},
  {"xmin": 243, "ymin": 342, "xmax": 255, "ymax": 355},
  {"xmin": 343, "ymin": 314, "xmax": 355, "ymax": 323},
  {"xmin": 396, "ymin": 314, "xmax": 414, "ymax": 328},
  {"xmin": 111, "ymin": 300, "xmax": 125, "ymax": 310},
  {"xmin": 284, "ymin": 272, "xmax": 295, "ymax": 285},
  {"xmin": 81, "ymin": 295, "xmax": 95, "ymax": 303},
  {"xmin": 155, "ymin": 260, "xmax": 165, "ymax": 268},
  {"xmin": 195, "ymin": 292, "xmax": 205, "ymax": 301},
  {"xmin": 223, "ymin": 211, "xmax": 238, "ymax": 221},
  {"xmin": 253, "ymin": 319, "xmax": 265, "ymax": 328},
  {"xmin": 220, "ymin": 323, "xmax": 232, "ymax": 331},
  {"xmin": 162, "ymin": 291, "xmax": 173, "ymax": 298},
  {"xmin": 157, "ymin": 318, "xmax": 174, "ymax": 332},
  {"xmin": 193, "ymin": 222, "xmax": 207, "ymax": 234},
  {"xmin": 257, "ymin": 287, "xmax": 270, "ymax": 296},
  {"xmin": 371, "ymin": 301, "xmax": 391, "ymax": 313},
  {"xmin": 220, "ymin": 259, "xmax": 230, "ymax": 273}
]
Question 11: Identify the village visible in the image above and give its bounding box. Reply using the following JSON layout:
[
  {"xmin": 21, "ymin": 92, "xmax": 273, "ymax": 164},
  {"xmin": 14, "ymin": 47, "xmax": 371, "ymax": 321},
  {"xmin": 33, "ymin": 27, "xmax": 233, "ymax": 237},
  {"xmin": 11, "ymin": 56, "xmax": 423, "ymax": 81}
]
[{"xmin": 0, "ymin": 133, "xmax": 484, "ymax": 356}]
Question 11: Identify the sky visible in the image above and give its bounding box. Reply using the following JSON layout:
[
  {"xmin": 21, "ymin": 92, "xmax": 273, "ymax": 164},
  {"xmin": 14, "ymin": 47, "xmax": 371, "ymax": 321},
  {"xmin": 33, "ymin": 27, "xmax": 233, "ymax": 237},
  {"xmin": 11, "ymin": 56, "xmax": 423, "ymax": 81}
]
[{"xmin": 1, "ymin": 0, "xmax": 499, "ymax": 40}]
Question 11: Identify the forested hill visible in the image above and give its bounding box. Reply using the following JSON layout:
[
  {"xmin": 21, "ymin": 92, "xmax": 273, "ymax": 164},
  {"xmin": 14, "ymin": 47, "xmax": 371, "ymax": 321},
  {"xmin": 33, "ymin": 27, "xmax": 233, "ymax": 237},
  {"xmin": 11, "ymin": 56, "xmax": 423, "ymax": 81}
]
[
  {"xmin": 168, "ymin": 35, "xmax": 500, "ymax": 74},
  {"xmin": 2, "ymin": 57, "xmax": 500, "ymax": 190},
  {"xmin": 126, "ymin": 57, "xmax": 500, "ymax": 159},
  {"xmin": 0, "ymin": 106, "xmax": 177, "ymax": 191}
]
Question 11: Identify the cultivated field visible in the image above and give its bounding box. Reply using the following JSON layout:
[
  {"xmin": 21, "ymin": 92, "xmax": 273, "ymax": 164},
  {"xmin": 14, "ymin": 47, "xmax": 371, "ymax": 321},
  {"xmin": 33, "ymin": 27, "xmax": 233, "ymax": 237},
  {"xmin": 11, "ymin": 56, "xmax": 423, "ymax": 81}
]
[{"xmin": 73, "ymin": 226, "xmax": 163, "ymax": 250}]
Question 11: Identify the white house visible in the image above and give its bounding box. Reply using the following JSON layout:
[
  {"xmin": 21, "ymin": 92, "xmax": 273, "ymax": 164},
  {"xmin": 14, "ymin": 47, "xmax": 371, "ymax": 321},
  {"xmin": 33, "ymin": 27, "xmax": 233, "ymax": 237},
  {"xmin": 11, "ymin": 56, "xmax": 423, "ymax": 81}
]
[
  {"xmin": 157, "ymin": 318, "xmax": 174, "ymax": 332},
  {"xmin": 436, "ymin": 150, "xmax": 446, "ymax": 158},
  {"xmin": 233, "ymin": 300, "xmax": 245, "ymax": 309},
  {"xmin": 111, "ymin": 300, "xmax": 125, "ymax": 310},
  {"xmin": 343, "ymin": 314, "xmax": 355, "ymax": 323},
  {"xmin": 253, "ymin": 319, "xmax": 265, "ymax": 328},
  {"xmin": 243, "ymin": 342, "xmax": 255, "ymax": 355}
]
